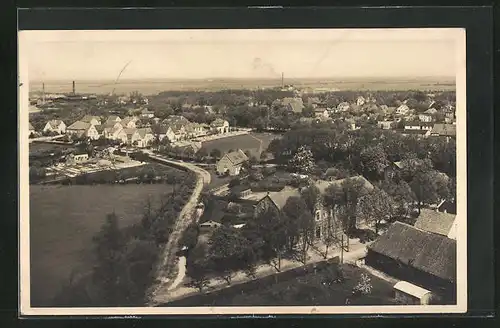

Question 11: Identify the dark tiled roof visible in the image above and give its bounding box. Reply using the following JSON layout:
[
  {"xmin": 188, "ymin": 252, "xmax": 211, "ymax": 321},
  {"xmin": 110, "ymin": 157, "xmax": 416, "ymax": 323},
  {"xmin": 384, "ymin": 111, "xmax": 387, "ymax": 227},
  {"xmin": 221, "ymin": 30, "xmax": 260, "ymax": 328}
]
[
  {"xmin": 414, "ymin": 209, "xmax": 456, "ymax": 237},
  {"xmin": 368, "ymin": 221, "xmax": 456, "ymax": 283},
  {"xmin": 224, "ymin": 149, "xmax": 249, "ymax": 165}
]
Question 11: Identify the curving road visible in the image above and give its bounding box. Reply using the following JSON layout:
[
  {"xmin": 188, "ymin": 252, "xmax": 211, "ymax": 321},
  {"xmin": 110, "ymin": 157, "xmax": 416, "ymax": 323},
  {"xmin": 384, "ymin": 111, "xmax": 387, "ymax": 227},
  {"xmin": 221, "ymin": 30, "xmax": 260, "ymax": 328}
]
[{"xmin": 145, "ymin": 153, "xmax": 211, "ymax": 305}]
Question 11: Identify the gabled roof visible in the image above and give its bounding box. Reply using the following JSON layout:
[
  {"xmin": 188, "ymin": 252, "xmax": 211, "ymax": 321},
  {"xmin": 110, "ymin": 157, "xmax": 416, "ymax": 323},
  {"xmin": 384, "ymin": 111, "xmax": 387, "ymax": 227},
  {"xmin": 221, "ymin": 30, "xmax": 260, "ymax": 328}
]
[
  {"xmin": 81, "ymin": 115, "xmax": 101, "ymax": 123},
  {"xmin": 261, "ymin": 187, "xmax": 301, "ymax": 210},
  {"xmin": 67, "ymin": 121, "xmax": 92, "ymax": 130},
  {"xmin": 106, "ymin": 115, "xmax": 121, "ymax": 122},
  {"xmin": 414, "ymin": 209, "xmax": 456, "ymax": 237},
  {"xmin": 124, "ymin": 128, "xmax": 138, "ymax": 136},
  {"xmin": 424, "ymin": 108, "xmax": 438, "ymax": 114},
  {"xmin": 136, "ymin": 127, "xmax": 153, "ymax": 139},
  {"xmin": 282, "ymin": 97, "xmax": 304, "ymax": 113},
  {"xmin": 223, "ymin": 149, "xmax": 249, "ymax": 165},
  {"xmin": 47, "ymin": 120, "xmax": 64, "ymax": 129},
  {"xmin": 210, "ymin": 118, "xmax": 229, "ymax": 127},
  {"xmin": 367, "ymin": 221, "xmax": 456, "ymax": 283}
]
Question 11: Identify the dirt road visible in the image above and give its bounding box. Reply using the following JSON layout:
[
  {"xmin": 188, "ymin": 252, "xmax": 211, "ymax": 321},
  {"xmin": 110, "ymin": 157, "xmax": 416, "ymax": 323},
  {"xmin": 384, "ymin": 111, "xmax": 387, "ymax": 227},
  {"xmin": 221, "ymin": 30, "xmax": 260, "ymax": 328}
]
[{"xmin": 145, "ymin": 154, "xmax": 211, "ymax": 305}]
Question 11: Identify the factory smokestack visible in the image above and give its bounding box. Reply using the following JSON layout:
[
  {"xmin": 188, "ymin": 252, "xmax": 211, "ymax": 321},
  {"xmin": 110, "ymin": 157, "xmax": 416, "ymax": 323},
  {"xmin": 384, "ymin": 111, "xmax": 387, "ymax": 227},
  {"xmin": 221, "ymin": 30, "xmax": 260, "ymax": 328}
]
[
  {"xmin": 72, "ymin": 81, "xmax": 76, "ymax": 94},
  {"xmin": 281, "ymin": 72, "xmax": 284, "ymax": 88},
  {"xmin": 42, "ymin": 82, "xmax": 45, "ymax": 104}
]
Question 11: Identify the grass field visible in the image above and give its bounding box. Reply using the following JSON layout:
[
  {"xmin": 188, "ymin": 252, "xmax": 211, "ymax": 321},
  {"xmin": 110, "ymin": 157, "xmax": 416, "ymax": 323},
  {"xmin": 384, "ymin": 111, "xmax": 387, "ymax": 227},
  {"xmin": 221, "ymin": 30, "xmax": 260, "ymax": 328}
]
[
  {"xmin": 200, "ymin": 132, "xmax": 279, "ymax": 159},
  {"xmin": 29, "ymin": 184, "xmax": 175, "ymax": 307},
  {"xmin": 30, "ymin": 78, "xmax": 455, "ymax": 95}
]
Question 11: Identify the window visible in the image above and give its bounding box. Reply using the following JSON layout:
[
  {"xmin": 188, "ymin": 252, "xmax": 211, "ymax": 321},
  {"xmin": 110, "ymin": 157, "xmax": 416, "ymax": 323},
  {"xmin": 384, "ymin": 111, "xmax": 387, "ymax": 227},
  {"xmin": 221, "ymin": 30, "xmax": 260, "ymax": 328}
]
[{"xmin": 315, "ymin": 211, "xmax": 321, "ymax": 221}]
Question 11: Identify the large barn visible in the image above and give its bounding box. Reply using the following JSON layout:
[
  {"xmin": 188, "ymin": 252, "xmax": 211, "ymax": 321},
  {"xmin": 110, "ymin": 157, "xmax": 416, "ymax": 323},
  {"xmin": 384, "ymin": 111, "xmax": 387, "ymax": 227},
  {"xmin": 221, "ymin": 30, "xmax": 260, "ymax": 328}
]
[{"xmin": 365, "ymin": 221, "xmax": 456, "ymax": 304}]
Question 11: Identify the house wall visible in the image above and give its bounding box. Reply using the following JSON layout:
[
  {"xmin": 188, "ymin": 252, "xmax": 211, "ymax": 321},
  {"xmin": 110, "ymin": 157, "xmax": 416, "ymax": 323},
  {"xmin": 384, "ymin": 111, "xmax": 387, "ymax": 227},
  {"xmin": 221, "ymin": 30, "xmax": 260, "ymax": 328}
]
[
  {"xmin": 394, "ymin": 290, "xmax": 431, "ymax": 305},
  {"xmin": 365, "ymin": 250, "xmax": 456, "ymax": 304},
  {"xmin": 216, "ymin": 156, "xmax": 232, "ymax": 175}
]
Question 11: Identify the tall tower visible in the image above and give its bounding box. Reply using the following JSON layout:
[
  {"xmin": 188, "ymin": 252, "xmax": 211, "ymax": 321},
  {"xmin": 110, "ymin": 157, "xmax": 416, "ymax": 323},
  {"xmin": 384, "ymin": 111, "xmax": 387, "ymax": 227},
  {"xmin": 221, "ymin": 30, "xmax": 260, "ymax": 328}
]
[
  {"xmin": 72, "ymin": 80, "xmax": 76, "ymax": 94},
  {"xmin": 42, "ymin": 82, "xmax": 46, "ymax": 104}
]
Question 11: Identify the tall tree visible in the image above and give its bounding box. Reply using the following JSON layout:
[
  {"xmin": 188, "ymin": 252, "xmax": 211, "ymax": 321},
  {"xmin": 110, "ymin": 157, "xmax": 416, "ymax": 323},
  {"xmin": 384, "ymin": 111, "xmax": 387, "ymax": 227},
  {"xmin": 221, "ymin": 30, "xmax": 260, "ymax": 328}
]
[
  {"xmin": 359, "ymin": 145, "xmax": 388, "ymax": 180},
  {"xmin": 410, "ymin": 170, "xmax": 448, "ymax": 213},
  {"xmin": 289, "ymin": 145, "xmax": 315, "ymax": 175},
  {"xmin": 379, "ymin": 179, "xmax": 416, "ymax": 219},
  {"xmin": 186, "ymin": 245, "xmax": 211, "ymax": 293},
  {"xmin": 91, "ymin": 213, "xmax": 129, "ymax": 305},
  {"xmin": 207, "ymin": 225, "xmax": 249, "ymax": 284},
  {"xmin": 356, "ymin": 188, "xmax": 396, "ymax": 234}
]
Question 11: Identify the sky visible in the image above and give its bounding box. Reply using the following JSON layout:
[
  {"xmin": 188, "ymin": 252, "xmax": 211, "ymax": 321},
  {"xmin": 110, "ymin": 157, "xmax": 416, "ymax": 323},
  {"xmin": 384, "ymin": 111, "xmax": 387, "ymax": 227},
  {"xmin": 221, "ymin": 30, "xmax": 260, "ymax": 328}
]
[{"xmin": 19, "ymin": 28, "xmax": 464, "ymax": 81}]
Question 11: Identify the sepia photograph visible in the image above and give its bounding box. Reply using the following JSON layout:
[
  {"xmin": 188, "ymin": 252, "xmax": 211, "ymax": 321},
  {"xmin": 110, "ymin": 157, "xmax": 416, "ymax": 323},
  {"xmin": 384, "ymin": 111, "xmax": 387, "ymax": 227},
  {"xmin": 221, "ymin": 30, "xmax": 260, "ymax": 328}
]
[{"xmin": 19, "ymin": 28, "xmax": 466, "ymax": 316}]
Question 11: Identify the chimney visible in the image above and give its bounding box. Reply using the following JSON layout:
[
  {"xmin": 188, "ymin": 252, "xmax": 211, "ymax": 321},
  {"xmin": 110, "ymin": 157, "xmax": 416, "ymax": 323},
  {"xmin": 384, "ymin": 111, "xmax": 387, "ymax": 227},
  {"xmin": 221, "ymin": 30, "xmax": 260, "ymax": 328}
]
[
  {"xmin": 281, "ymin": 72, "xmax": 284, "ymax": 88},
  {"xmin": 72, "ymin": 80, "xmax": 76, "ymax": 94}
]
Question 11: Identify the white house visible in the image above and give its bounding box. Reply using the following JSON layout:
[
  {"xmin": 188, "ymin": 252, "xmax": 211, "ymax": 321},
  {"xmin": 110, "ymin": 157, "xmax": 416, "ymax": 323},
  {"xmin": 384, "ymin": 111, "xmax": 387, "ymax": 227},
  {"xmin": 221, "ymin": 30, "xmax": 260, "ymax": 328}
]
[
  {"xmin": 418, "ymin": 114, "xmax": 433, "ymax": 122},
  {"xmin": 396, "ymin": 104, "xmax": 410, "ymax": 115},
  {"xmin": 314, "ymin": 108, "xmax": 330, "ymax": 119},
  {"xmin": 393, "ymin": 281, "xmax": 433, "ymax": 305},
  {"xmin": 120, "ymin": 116, "xmax": 139, "ymax": 129},
  {"xmin": 356, "ymin": 96, "xmax": 366, "ymax": 106},
  {"xmin": 66, "ymin": 121, "xmax": 100, "ymax": 140},
  {"xmin": 216, "ymin": 149, "xmax": 249, "ymax": 176},
  {"xmin": 43, "ymin": 120, "xmax": 66, "ymax": 134},
  {"xmin": 210, "ymin": 118, "xmax": 230, "ymax": 134},
  {"xmin": 377, "ymin": 120, "xmax": 394, "ymax": 130},
  {"xmin": 136, "ymin": 128, "xmax": 155, "ymax": 148},
  {"xmin": 337, "ymin": 102, "xmax": 350, "ymax": 112},
  {"xmin": 404, "ymin": 122, "xmax": 434, "ymax": 131},
  {"xmin": 80, "ymin": 115, "xmax": 102, "ymax": 126}
]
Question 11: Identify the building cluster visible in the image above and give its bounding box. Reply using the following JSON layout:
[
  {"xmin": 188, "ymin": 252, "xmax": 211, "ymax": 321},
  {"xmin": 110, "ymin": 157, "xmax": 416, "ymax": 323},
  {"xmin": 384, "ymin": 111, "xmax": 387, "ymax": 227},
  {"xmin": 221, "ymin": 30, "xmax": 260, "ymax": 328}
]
[{"xmin": 32, "ymin": 112, "xmax": 231, "ymax": 148}]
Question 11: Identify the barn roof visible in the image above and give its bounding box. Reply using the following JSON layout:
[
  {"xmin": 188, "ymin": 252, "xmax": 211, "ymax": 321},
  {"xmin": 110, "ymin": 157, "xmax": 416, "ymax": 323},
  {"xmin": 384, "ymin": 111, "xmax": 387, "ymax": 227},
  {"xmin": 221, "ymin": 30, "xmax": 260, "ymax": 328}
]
[
  {"xmin": 414, "ymin": 209, "xmax": 456, "ymax": 237},
  {"xmin": 368, "ymin": 221, "xmax": 456, "ymax": 283}
]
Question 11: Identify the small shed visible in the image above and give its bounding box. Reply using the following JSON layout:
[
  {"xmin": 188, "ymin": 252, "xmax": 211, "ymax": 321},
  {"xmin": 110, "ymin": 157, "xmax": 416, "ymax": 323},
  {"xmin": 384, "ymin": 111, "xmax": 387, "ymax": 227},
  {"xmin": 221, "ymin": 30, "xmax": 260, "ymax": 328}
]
[{"xmin": 393, "ymin": 281, "xmax": 433, "ymax": 305}]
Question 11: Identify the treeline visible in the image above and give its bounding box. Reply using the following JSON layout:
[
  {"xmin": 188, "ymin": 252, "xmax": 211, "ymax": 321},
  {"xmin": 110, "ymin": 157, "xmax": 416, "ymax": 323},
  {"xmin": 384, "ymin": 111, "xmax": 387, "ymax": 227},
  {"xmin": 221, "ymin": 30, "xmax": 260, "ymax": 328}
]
[
  {"xmin": 268, "ymin": 125, "xmax": 456, "ymax": 178},
  {"xmin": 52, "ymin": 175, "xmax": 197, "ymax": 307}
]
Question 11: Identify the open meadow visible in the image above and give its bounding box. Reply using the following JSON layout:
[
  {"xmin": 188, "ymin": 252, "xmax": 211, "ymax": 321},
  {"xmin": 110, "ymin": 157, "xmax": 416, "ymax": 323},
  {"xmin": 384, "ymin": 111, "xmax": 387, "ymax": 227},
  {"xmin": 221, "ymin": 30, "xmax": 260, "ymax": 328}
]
[
  {"xmin": 200, "ymin": 132, "xmax": 279, "ymax": 159},
  {"xmin": 29, "ymin": 184, "xmax": 176, "ymax": 307}
]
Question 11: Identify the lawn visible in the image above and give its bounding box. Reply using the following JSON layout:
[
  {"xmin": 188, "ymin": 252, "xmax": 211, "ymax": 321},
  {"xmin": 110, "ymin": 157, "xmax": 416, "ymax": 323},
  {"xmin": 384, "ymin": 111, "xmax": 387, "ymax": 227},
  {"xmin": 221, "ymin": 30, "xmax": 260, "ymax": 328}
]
[
  {"xmin": 200, "ymin": 132, "xmax": 280, "ymax": 159},
  {"xmin": 29, "ymin": 184, "xmax": 176, "ymax": 307}
]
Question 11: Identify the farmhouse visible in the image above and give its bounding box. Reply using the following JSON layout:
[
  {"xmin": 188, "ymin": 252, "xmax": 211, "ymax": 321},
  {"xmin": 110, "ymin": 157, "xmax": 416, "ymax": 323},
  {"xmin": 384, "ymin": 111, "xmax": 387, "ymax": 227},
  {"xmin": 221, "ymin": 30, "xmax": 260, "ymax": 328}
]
[
  {"xmin": 43, "ymin": 120, "xmax": 66, "ymax": 134},
  {"xmin": 216, "ymin": 149, "xmax": 249, "ymax": 176},
  {"xmin": 66, "ymin": 121, "xmax": 100, "ymax": 140},
  {"xmin": 414, "ymin": 209, "xmax": 457, "ymax": 240},
  {"xmin": 186, "ymin": 122, "xmax": 207, "ymax": 138},
  {"xmin": 366, "ymin": 221, "xmax": 456, "ymax": 303},
  {"xmin": 210, "ymin": 118, "xmax": 230, "ymax": 134},
  {"xmin": 151, "ymin": 124, "xmax": 176, "ymax": 143},
  {"xmin": 136, "ymin": 127, "xmax": 155, "ymax": 148},
  {"xmin": 253, "ymin": 187, "xmax": 301, "ymax": 218},
  {"xmin": 80, "ymin": 115, "xmax": 101, "ymax": 126}
]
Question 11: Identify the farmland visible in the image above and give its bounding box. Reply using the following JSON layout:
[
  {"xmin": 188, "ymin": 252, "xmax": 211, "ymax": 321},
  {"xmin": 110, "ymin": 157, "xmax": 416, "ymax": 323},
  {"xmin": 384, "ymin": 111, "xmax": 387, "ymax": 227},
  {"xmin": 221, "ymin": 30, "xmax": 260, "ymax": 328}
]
[
  {"xmin": 200, "ymin": 132, "xmax": 280, "ymax": 159},
  {"xmin": 29, "ymin": 183, "xmax": 177, "ymax": 307},
  {"xmin": 30, "ymin": 77, "xmax": 455, "ymax": 96}
]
